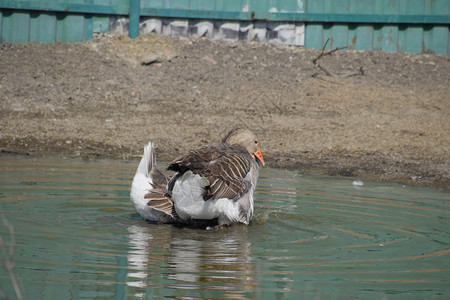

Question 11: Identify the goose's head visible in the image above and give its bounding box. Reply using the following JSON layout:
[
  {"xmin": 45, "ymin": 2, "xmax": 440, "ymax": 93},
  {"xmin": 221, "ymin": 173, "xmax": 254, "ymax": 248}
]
[{"xmin": 222, "ymin": 128, "xmax": 265, "ymax": 166}]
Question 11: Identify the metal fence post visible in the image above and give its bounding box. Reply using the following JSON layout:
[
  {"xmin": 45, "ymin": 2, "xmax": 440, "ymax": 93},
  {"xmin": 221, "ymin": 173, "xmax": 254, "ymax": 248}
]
[{"xmin": 129, "ymin": 0, "xmax": 140, "ymax": 39}]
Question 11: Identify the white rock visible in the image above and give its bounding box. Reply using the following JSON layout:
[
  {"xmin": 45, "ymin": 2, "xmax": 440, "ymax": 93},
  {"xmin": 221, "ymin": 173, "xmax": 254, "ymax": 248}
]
[{"xmin": 352, "ymin": 180, "xmax": 364, "ymax": 186}]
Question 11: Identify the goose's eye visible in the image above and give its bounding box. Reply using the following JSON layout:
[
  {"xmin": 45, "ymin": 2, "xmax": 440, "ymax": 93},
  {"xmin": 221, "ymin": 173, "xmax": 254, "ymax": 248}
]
[{"xmin": 254, "ymin": 141, "xmax": 258, "ymax": 145}]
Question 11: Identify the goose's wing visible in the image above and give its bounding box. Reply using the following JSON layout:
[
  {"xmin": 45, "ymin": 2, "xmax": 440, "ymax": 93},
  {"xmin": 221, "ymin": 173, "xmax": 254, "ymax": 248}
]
[
  {"xmin": 149, "ymin": 167, "xmax": 170, "ymax": 188},
  {"xmin": 146, "ymin": 159, "xmax": 175, "ymax": 217},
  {"xmin": 168, "ymin": 144, "xmax": 253, "ymax": 201},
  {"xmin": 145, "ymin": 188, "xmax": 176, "ymax": 217}
]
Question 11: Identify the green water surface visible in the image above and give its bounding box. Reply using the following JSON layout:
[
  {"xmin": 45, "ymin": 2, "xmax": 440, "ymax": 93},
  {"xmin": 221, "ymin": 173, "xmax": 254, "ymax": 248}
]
[{"xmin": 0, "ymin": 154, "xmax": 449, "ymax": 299}]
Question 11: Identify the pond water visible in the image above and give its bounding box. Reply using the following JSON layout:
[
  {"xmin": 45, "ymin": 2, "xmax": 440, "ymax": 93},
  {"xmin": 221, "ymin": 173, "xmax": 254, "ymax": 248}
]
[{"xmin": 0, "ymin": 154, "xmax": 449, "ymax": 299}]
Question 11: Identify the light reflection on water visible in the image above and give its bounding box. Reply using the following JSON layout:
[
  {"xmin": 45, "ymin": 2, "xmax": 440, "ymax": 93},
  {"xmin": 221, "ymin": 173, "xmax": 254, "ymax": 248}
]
[{"xmin": 0, "ymin": 154, "xmax": 449, "ymax": 299}]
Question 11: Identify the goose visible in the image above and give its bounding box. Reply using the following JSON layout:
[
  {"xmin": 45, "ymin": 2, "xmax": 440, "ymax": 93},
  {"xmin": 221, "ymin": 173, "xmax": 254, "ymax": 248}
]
[{"xmin": 130, "ymin": 128, "xmax": 265, "ymax": 226}]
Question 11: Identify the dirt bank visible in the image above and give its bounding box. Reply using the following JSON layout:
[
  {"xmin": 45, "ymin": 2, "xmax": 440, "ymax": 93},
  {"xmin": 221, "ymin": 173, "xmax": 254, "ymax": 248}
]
[{"xmin": 0, "ymin": 34, "xmax": 449, "ymax": 188}]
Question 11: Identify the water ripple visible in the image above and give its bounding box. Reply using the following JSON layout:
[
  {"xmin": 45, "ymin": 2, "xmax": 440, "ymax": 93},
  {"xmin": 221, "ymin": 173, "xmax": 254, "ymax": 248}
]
[{"xmin": 0, "ymin": 154, "xmax": 449, "ymax": 299}]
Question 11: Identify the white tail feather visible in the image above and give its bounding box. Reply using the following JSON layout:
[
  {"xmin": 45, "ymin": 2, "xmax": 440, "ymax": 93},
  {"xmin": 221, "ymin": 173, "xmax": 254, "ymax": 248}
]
[
  {"xmin": 136, "ymin": 141, "xmax": 155, "ymax": 178},
  {"xmin": 131, "ymin": 141, "xmax": 170, "ymax": 222}
]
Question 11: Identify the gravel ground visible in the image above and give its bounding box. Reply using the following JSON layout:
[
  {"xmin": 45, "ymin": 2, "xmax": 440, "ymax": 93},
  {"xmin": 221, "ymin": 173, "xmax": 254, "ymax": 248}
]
[{"xmin": 0, "ymin": 34, "xmax": 449, "ymax": 188}]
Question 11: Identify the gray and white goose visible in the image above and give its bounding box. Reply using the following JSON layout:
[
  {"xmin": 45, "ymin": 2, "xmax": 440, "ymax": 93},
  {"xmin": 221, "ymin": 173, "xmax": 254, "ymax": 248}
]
[{"xmin": 130, "ymin": 128, "xmax": 265, "ymax": 226}]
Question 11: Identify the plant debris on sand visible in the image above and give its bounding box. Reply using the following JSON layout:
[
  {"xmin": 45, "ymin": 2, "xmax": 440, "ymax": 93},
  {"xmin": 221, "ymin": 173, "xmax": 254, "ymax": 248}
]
[{"xmin": 0, "ymin": 34, "xmax": 449, "ymax": 188}]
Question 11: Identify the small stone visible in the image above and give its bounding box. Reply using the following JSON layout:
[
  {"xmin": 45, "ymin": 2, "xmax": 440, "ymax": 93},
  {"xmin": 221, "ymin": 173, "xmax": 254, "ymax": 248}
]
[{"xmin": 352, "ymin": 180, "xmax": 364, "ymax": 186}]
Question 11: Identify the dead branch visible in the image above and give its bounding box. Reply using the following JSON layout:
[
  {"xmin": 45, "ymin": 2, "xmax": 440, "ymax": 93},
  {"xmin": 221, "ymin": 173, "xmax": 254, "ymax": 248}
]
[{"xmin": 312, "ymin": 38, "xmax": 364, "ymax": 78}]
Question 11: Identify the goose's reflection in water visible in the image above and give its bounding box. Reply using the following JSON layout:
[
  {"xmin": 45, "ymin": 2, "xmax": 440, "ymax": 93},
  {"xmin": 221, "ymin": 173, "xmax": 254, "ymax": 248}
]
[{"xmin": 127, "ymin": 223, "xmax": 255, "ymax": 297}]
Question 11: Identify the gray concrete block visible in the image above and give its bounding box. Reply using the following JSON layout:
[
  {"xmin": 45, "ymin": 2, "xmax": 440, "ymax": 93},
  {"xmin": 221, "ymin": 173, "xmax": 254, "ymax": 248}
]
[
  {"xmin": 239, "ymin": 24, "xmax": 253, "ymax": 41},
  {"xmin": 273, "ymin": 24, "xmax": 296, "ymax": 45},
  {"xmin": 170, "ymin": 20, "xmax": 189, "ymax": 37},
  {"xmin": 161, "ymin": 19, "xmax": 172, "ymax": 36},
  {"xmin": 141, "ymin": 19, "xmax": 162, "ymax": 34},
  {"xmin": 110, "ymin": 17, "xmax": 129, "ymax": 35},
  {"xmin": 219, "ymin": 23, "xmax": 240, "ymax": 41},
  {"xmin": 191, "ymin": 21, "xmax": 214, "ymax": 38},
  {"xmin": 252, "ymin": 22, "xmax": 267, "ymax": 42},
  {"xmin": 294, "ymin": 25, "xmax": 305, "ymax": 46}
]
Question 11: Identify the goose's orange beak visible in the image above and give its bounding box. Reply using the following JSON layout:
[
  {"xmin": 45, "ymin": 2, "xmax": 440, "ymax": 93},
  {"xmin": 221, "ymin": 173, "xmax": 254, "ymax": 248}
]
[{"xmin": 253, "ymin": 148, "xmax": 265, "ymax": 166}]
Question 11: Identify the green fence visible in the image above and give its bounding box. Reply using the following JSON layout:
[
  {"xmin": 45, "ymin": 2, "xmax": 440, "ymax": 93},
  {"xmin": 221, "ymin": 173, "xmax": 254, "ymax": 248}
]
[{"xmin": 1, "ymin": 0, "xmax": 449, "ymax": 54}]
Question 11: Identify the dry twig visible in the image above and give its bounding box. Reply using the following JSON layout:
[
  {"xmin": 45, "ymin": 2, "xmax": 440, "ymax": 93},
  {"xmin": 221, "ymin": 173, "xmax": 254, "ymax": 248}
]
[{"xmin": 312, "ymin": 38, "xmax": 364, "ymax": 78}]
